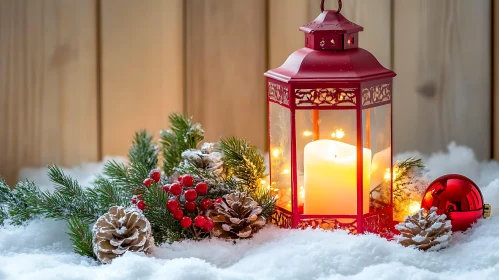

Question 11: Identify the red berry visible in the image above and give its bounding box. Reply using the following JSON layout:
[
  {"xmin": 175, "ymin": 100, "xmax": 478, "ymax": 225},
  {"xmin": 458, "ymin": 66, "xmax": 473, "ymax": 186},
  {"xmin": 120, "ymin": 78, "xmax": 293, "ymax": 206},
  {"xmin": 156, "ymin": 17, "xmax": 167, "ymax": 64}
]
[
  {"xmin": 184, "ymin": 189, "xmax": 197, "ymax": 202},
  {"xmin": 169, "ymin": 183, "xmax": 183, "ymax": 196},
  {"xmin": 182, "ymin": 175, "xmax": 194, "ymax": 187},
  {"xmin": 150, "ymin": 169, "xmax": 161, "ymax": 183},
  {"xmin": 184, "ymin": 201, "xmax": 196, "ymax": 212},
  {"xmin": 173, "ymin": 209, "xmax": 184, "ymax": 220},
  {"xmin": 194, "ymin": 216, "xmax": 206, "ymax": 228},
  {"xmin": 137, "ymin": 200, "xmax": 146, "ymax": 210},
  {"xmin": 202, "ymin": 217, "xmax": 214, "ymax": 232},
  {"xmin": 178, "ymin": 175, "xmax": 183, "ymax": 182},
  {"xmin": 136, "ymin": 195, "xmax": 143, "ymax": 200},
  {"xmin": 195, "ymin": 182, "xmax": 208, "ymax": 195},
  {"xmin": 215, "ymin": 197, "xmax": 223, "ymax": 204},
  {"xmin": 143, "ymin": 178, "xmax": 154, "ymax": 187},
  {"xmin": 162, "ymin": 185, "xmax": 170, "ymax": 192},
  {"xmin": 200, "ymin": 198, "xmax": 213, "ymax": 210},
  {"xmin": 180, "ymin": 217, "xmax": 192, "ymax": 228},
  {"xmin": 132, "ymin": 198, "xmax": 137, "ymax": 204},
  {"xmin": 167, "ymin": 199, "xmax": 180, "ymax": 212}
]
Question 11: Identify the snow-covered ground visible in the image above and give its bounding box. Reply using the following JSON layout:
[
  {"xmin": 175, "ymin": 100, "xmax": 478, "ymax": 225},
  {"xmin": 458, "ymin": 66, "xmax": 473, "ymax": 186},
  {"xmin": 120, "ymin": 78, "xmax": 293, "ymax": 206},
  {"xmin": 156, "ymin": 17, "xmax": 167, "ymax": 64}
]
[{"xmin": 2, "ymin": 143, "xmax": 499, "ymax": 280}]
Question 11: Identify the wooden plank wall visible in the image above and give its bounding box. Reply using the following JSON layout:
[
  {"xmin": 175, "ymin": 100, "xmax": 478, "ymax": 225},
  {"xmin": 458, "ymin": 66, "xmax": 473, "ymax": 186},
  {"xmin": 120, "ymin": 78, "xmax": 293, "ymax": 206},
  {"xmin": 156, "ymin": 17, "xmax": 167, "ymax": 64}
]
[
  {"xmin": 0, "ymin": 0, "xmax": 494, "ymax": 185},
  {"xmin": 0, "ymin": 0, "xmax": 99, "ymax": 186},
  {"xmin": 394, "ymin": 0, "xmax": 491, "ymax": 159}
]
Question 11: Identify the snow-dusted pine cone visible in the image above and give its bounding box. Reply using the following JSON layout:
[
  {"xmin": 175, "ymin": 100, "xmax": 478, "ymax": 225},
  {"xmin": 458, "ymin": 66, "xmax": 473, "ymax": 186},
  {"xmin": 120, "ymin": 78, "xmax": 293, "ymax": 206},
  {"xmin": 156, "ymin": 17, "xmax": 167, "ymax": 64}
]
[
  {"xmin": 180, "ymin": 146, "xmax": 223, "ymax": 174},
  {"xmin": 210, "ymin": 192, "xmax": 266, "ymax": 239},
  {"xmin": 93, "ymin": 206, "xmax": 153, "ymax": 264},
  {"xmin": 395, "ymin": 207, "xmax": 452, "ymax": 251}
]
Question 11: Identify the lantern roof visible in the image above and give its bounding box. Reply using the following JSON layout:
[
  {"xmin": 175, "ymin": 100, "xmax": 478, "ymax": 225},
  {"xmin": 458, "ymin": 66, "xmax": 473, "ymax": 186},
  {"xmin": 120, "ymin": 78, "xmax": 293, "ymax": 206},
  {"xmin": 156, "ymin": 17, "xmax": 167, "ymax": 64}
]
[
  {"xmin": 299, "ymin": 10, "xmax": 363, "ymax": 35},
  {"xmin": 265, "ymin": 47, "xmax": 395, "ymax": 83}
]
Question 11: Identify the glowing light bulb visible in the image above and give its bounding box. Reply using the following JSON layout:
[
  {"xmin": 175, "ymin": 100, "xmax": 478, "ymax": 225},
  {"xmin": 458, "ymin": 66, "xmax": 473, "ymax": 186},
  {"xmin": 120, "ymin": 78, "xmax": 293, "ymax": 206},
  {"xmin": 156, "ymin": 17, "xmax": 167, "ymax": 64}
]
[
  {"xmin": 303, "ymin": 130, "xmax": 313, "ymax": 137},
  {"xmin": 331, "ymin": 129, "xmax": 345, "ymax": 139},
  {"xmin": 272, "ymin": 148, "xmax": 280, "ymax": 158},
  {"xmin": 260, "ymin": 180, "xmax": 266, "ymax": 185},
  {"xmin": 281, "ymin": 169, "xmax": 290, "ymax": 175},
  {"xmin": 384, "ymin": 168, "xmax": 391, "ymax": 181},
  {"xmin": 408, "ymin": 201, "xmax": 421, "ymax": 215}
]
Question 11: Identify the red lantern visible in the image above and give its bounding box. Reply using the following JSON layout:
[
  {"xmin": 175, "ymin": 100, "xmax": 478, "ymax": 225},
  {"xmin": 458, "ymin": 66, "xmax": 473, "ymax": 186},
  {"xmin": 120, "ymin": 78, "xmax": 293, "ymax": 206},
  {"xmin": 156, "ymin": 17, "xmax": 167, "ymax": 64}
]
[
  {"xmin": 265, "ymin": 0, "xmax": 396, "ymax": 234},
  {"xmin": 421, "ymin": 174, "xmax": 491, "ymax": 231}
]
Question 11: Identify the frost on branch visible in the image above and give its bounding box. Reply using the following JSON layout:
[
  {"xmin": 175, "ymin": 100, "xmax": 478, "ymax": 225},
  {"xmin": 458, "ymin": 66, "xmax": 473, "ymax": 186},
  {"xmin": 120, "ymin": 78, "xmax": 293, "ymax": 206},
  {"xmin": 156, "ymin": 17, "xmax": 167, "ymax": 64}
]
[
  {"xmin": 395, "ymin": 207, "xmax": 452, "ymax": 251},
  {"xmin": 93, "ymin": 206, "xmax": 153, "ymax": 264}
]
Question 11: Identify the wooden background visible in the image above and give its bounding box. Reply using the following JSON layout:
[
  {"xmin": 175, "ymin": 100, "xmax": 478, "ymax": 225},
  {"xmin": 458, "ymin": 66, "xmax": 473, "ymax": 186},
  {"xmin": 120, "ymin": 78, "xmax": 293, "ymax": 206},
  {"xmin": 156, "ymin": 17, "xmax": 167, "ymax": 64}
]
[{"xmin": 0, "ymin": 0, "xmax": 494, "ymax": 186}]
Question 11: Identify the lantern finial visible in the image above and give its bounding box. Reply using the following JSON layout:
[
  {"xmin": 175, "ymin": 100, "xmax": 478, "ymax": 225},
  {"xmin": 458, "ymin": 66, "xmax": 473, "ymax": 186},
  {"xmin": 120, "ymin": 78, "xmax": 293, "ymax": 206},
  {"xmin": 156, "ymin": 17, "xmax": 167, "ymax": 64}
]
[{"xmin": 320, "ymin": 0, "xmax": 342, "ymax": 14}]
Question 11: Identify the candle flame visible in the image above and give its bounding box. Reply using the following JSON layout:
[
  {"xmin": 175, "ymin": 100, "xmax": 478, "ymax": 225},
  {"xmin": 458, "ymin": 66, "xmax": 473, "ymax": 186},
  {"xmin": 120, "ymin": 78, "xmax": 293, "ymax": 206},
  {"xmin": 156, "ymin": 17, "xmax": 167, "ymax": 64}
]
[
  {"xmin": 303, "ymin": 130, "xmax": 313, "ymax": 137},
  {"xmin": 272, "ymin": 148, "xmax": 280, "ymax": 158}
]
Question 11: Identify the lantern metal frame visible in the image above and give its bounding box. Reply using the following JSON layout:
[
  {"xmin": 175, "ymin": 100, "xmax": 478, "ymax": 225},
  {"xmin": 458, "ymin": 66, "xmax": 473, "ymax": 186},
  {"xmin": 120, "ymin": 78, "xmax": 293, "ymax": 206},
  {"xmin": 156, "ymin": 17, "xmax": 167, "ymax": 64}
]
[{"xmin": 265, "ymin": 0, "xmax": 396, "ymax": 234}]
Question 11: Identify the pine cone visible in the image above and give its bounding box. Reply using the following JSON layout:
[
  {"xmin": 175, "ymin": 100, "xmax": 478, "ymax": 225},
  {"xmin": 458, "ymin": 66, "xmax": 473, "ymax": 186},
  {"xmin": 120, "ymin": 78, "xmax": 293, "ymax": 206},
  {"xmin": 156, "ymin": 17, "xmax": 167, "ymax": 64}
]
[
  {"xmin": 210, "ymin": 192, "xmax": 266, "ymax": 239},
  {"xmin": 395, "ymin": 207, "xmax": 452, "ymax": 251},
  {"xmin": 93, "ymin": 206, "xmax": 153, "ymax": 264},
  {"xmin": 181, "ymin": 148, "xmax": 223, "ymax": 174}
]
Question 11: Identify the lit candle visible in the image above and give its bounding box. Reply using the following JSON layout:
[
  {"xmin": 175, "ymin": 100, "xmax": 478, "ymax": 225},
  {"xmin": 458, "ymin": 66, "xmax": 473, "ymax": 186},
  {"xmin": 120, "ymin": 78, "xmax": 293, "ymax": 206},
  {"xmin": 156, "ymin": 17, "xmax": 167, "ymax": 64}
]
[
  {"xmin": 304, "ymin": 140, "xmax": 371, "ymax": 215},
  {"xmin": 370, "ymin": 147, "xmax": 391, "ymax": 191}
]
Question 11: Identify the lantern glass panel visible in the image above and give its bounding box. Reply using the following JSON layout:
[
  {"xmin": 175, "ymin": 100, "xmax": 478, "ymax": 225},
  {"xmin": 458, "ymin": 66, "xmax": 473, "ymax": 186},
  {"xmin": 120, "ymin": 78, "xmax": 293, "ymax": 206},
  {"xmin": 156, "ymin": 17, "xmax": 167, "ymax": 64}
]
[
  {"xmin": 295, "ymin": 109, "xmax": 367, "ymax": 215},
  {"xmin": 362, "ymin": 104, "xmax": 392, "ymax": 212},
  {"xmin": 269, "ymin": 102, "xmax": 292, "ymax": 211}
]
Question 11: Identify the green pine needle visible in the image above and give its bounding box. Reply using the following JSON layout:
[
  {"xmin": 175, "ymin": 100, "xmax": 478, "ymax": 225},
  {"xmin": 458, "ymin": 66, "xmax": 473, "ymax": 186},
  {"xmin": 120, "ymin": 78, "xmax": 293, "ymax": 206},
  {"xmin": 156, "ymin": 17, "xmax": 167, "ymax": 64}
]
[
  {"xmin": 219, "ymin": 137, "xmax": 266, "ymax": 191},
  {"xmin": 66, "ymin": 216, "xmax": 94, "ymax": 258},
  {"xmin": 160, "ymin": 113, "xmax": 204, "ymax": 176}
]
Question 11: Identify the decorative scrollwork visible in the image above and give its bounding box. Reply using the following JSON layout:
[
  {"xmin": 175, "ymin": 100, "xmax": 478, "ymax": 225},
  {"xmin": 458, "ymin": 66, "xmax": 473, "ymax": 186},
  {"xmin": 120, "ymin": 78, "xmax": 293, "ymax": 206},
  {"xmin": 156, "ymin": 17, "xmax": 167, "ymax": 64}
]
[
  {"xmin": 271, "ymin": 208, "xmax": 292, "ymax": 228},
  {"xmin": 363, "ymin": 207, "xmax": 392, "ymax": 235},
  {"xmin": 298, "ymin": 218, "xmax": 357, "ymax": 233},
  {"xmin": 362, "ymin": 84, "xmax": 391, "ymax": 106},
  {"xmin": 295, "ymin": 88, "xmax": 357, "ymax": 106},
  {"xmin": 268, "ymin": 82, "xmax": 289, "ymax": 105}
]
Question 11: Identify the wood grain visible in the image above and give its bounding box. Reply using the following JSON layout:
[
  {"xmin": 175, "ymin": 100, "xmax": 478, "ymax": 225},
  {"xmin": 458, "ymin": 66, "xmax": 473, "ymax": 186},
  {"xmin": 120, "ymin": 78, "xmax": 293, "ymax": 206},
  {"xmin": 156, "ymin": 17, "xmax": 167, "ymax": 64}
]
[
  {"xmin": 0, "ymin": 0, "xmax": 98, "ymax": 186},
  {"xmin": 100, "ymin": 0, "xmax": 184, "ymax": 156},
  {"xmin": 185, "ymin": 0, "xmax": 267, "ymax": 150},
  {"xmin": 393, "ymin": 0, "xmax": 491, "ymax": 159},
  {"xmin": 494, "ymin": 0, "xmax": 499, "ymax": 160}
]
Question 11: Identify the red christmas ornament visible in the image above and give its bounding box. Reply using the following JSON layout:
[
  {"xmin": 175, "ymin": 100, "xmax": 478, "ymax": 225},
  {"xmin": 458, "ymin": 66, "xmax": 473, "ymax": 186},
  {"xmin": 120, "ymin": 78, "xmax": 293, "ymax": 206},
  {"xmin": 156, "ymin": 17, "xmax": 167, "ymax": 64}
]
[
  {"xmin": 143, "ymin": 178, "xmax": 154, "ymax": 188},
  {"xmin": 162, "ymin": 185, "xmax": 170, "ymax": 192},
  {"xmin": 181, "ymin": 217, "xmax": 192, "ymax": 228},
  {"xmin": 184, "ymin": 201, "xmax": 196, "ymax": 212},
  {"xmin": 173, "ymin": 209, "xmax": 184, "ymax": 220},
  {"xmin": 182, "ymin": 175, "xmax": 194, "ymax": 187},
  {"xmin": 194, "ymin": 216, "xmax": 206, "ymax": 228},
  {"xmin": 200, "ymin": 198, "xmax": 213, "ymax": 210},
  {"xmin": 149, "ymin": 169, "xmax": 161, "ymax": 183},
  {"xmin": 195, "ymin": 182, "xmax": 208, "ymax": 195},
  {"xmin": 167, "ymin": 199, "xmax": 180, "ymax": 213},
  {"xmin": 169, "ymin": 183, "xmax": 183, "ymax": 196},
  {"xmin": 421, "ymin": 174, "xmax": 491, "ymax": 231},
  {"xmin": 202, "ymin": 217, "xmax": 214, "ymax": 232},
  {"xmin": 137, "ymin": 200, "xmax": 146, "ymax": 210},
  {"xmin": 184, "ymin": 189, "xmax": 197, "ymax": 202}
]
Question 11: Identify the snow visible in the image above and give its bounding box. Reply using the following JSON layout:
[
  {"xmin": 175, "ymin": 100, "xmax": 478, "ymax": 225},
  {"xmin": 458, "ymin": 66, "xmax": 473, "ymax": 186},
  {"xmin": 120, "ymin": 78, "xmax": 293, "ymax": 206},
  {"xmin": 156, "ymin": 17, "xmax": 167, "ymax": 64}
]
[{"xmin": 1, "ymin": 143, "xmax": 499, "ymax": 279}]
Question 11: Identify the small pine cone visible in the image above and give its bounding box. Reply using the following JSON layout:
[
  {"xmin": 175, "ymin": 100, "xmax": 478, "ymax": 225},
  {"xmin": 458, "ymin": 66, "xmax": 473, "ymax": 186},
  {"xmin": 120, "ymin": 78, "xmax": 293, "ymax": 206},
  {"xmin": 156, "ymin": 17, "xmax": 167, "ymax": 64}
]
[
  {"xmin": 93, "ymin": 206, "xmax": 153, "ymax": 264},
  {"xmin": 395, "ymin": 207, "xmax": 452, "ymax": 251},
  {"xmin": 181, "ymin": 149, "xmax": 223, "ymax": 174},
  {"xmin": 210, "ymin": 192, "xmax": 266, "ymax": 239}
]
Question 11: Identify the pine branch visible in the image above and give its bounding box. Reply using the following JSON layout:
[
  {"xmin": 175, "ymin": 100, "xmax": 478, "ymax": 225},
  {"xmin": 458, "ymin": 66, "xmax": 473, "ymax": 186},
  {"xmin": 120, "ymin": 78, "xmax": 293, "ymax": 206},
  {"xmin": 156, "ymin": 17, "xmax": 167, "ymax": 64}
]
[
  {"xmin": 160, "ymin": 113, "xmax": 204, "ymax": 176},
  {"xmin": 66, "ymin": 216, "xmax": 94, "ymax": 258},
  {"xmin": 103, "ymin": 131, "xmax": 159, "ymax": 193},
  {"xmin": 87, "ymin": 176, "xmax": 131, "ymax": 214},
  {"xmin": 0, "ymin": 178, "xmax": 43, "ymax": 225},
  {"xmin": 250, "ymin": 186, "xmax": 276, "ymax": 219},
  {"xmin": 141, "ymin": 184, "xmax": 182, "ymax": 244},
  {"xmin": 219, "ymin": 137, "xmax": 266, "ymax": 191}
]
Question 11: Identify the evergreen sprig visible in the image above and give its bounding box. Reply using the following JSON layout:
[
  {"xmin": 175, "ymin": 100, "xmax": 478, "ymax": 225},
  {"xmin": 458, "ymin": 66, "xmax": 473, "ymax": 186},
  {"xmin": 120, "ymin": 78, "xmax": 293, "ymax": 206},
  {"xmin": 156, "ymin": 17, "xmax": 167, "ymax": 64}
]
[
  {"xmin": 219, "ymin": 137, "xmax": 266, "ymax": 191},
  {"xmin": 250, "ymin": 185, "xmax": 276, "ymax": 219},
  {"xmin": 0, "ymin": 178, "xmax": 42, "ymax": 225},
  {"xmin": 67, "ymin": 216, "xmax": 94, "ymax": 258},
  {"xmin": 160, "ymin": 114, "xmax": 204, "ymax": 176}
]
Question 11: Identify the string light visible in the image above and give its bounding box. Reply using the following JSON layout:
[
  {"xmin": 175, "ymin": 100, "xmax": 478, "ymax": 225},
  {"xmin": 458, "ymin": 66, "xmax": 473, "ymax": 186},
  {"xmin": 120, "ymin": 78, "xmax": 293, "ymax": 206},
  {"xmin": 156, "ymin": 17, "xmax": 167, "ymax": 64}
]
[
  {"xmin": 331, "ymin": 128, "xmax": 345, "ymax": 139},
  {"xmin": 303, "ymin": 130, "xmax": 313, "ymax": 137},
  {"xmin": 272, "ymin": 148, "xmax": 280, "ymax": 158},
  {"xmin": 281, "ymin": 169, "xmax": 290, "ymax": 175},
  {"xmin": 408, "ymin": 201, "xmax": 421, "ymax": 215}
]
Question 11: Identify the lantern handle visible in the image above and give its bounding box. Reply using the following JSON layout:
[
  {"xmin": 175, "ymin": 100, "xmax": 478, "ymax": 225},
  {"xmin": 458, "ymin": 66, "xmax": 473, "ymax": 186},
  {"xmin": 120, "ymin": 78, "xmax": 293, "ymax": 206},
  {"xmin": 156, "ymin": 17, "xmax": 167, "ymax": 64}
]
[{"xmin": 321, "ymin": 0, "xmax": 342, "ymax": 13}]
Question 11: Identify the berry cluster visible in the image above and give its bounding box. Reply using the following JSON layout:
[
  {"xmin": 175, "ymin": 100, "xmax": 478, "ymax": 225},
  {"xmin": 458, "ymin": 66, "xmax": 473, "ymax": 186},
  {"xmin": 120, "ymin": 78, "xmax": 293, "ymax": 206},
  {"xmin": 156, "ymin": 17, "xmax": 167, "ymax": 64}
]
[
  {"xmin": 165, "ymin": 175, "xmax": 215, "ymax": 233},
  {"xmin": 131, "ymin": 195, "xmax": 145, "ymax": 210}
]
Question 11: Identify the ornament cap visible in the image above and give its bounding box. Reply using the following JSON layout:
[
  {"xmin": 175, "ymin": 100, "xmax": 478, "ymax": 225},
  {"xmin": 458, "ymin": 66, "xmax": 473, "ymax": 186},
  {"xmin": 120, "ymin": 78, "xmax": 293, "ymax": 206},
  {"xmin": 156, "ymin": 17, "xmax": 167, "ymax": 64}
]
[
  {"xmin": 300, "ymin": 10, "xmax": 363, "ymax": 51},
  {"xmin": 483, "ymin": 204, "xmax": 491, "ymax": 218}
]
